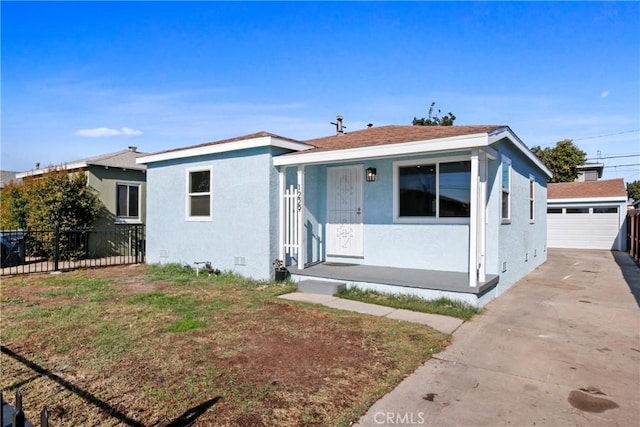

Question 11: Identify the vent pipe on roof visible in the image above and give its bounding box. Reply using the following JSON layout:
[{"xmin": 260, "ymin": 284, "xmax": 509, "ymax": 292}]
[
  {"xmin": 128, "ymin": 146, "xmax": 137, "ymax": 152},
  {"xmin": 331, "ymin": 115, "xmax": 346, "ymax": 135},
  {"xmin": 367, "ymin": 123, "xmax": 373, "ymax": 128}
]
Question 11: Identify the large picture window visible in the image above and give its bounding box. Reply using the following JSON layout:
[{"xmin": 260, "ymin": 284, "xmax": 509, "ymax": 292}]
[
  {"xmin": 116, "ymin": 183, "xmax": 140, "ymax": 222},
  {"xmin": 396, "ymin": 158, "xmax": 471, "ymax": 221},
  {"xmin": 187, "ymin": 168, "xmax": 211, "ymax": 220}
]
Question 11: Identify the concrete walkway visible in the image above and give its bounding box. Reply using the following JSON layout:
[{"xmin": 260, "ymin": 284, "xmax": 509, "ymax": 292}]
[
  {"xmin": 278, "ymin": 292, "xmax": 464, "ymax": 335},
  {"xmin": 355, "ymin": 249, "xmax": 640, "ymax": 426}
]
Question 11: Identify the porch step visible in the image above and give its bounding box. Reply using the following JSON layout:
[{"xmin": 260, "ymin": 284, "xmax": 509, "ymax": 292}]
[{"xmin": 297, "ymin": 280, "xmax": 346, "ymax": 296}]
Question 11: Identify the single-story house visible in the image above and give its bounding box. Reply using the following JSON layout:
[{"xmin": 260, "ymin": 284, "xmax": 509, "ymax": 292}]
[
  {"xmin": 547, "ymin": 178, "xmax": 628, "ymax": 251},
  {"xmin": 17, "ymin": 146, "xmax": 147, "ymax": 227},
  {"xmin": 138, "ymin": 123, "xmax": 552, "ymax": 307}
]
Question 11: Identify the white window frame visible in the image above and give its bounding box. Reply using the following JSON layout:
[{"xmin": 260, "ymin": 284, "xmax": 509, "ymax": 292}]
[
  {"xmin": 115, "ymin": 182, "xmax": 141, "ymax": 224},
  {"xmin": 529, "ymin": 174, "xmax": 535, "ymax": 223},
  {"xmin": 393, "ymin": 155, "xmax": 471, "ymax": 224},
  {"xmin": 501, "ymin": 155, "xmax": 511, "ymax": 224},
  {"xmin": 185, "ymin": 166, "xmax": 212, "ymax": 221}
]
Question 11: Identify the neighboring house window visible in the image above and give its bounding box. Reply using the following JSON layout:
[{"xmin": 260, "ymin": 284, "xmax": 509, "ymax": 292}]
[
  {"xmin": 395, "ymin": 158, "xmax": 471, "ymax": 221},
  {"xmin": 116, "ymin": 183, "xmax": 140, "ymax": 222},
  {"xmin": 501, "ymin": 156, "xmax": 511, "ymax": 223},
  {"xmin": 529, "ymin": 175, "xmax": 535, "ymax": 223},
  {"xmin": 187, "ymin": 167, "xmax": 212, "ymax": 220}
]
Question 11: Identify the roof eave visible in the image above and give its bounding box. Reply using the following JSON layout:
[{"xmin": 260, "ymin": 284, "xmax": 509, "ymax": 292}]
[
  {"xmin": 488, "ymin": 127, "xmax": 553, "ymax": 178},
  {"xmin": 273, "ymin": 132, "xmax": 492, "ymax": 167},
  {"xmin": 137, "ymin": 136, "xmax": 313, "ymax": 165}
]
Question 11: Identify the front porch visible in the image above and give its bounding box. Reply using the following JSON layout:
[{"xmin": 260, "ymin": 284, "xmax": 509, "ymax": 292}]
[{"xmin": 287, "ymin": 262, "xmax": 500, "ymax": 307}]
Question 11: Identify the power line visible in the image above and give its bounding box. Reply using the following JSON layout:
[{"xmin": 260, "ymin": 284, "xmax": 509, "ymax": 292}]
[
  {"xmin": 573, "ymin": 129, "xmax": 640, "ymax": 141},
  {"xmin": 603, "ymin": 163, "xmax": 640, "ymax": 168},
  {"xmin": 586, "ymin": 153, "xmax": 640, "ymax": 161}
]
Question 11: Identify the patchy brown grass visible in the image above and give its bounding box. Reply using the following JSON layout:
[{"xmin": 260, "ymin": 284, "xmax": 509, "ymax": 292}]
[{"xmin": 1, "ymin": 265, "xmax": 449, "ymax": 426}]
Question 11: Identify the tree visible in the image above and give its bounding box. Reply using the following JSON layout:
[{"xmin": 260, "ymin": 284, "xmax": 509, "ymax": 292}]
[
  {"xmin": 627, "ymin": 180, "xmax": 640, "ymax": 201},
  {"xmin": 531, "ymin": 139, "xmax": 586, "ymax": 183},
  {"xmin": 413, "ymin": 102, "xmax": 456, "ymax": 126},
  {"xmin": 0, "ymin": 170, "xmax": 102, "ymax": 259}
]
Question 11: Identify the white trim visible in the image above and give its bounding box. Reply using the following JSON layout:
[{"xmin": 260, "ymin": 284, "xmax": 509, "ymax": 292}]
[
  {"xmin": 477, "ymin": 150, "xmax": 487, "ymax": 283},
  {"xmin": 392, "ymin": 154, "xmax": 472, "ymax": 224},
  {"xmin": 16, "ymin": 161, "xmax": 89, "ymax": 178},
  {"xmin": 488, "ymin": 127, "xmax": 553, "ymax": 178},
  {"xmin": 469, "ymin": 149, "xmax": 479, "ymax": 287},
  {"xmin": 274, "ymin": 133, "xmax": 489, "ymax": 166},
  {"xmin": 115, "ymin": 181, "xmax": 142, "ymax": 223},
  {"xmin": 529, "ymin": 174, "xmax": 535, "ymax": 223},
  {"xmin": 501, "ymin": 155, "xmax": 512, "ymax": 224},
  {"xmin": 138, "ymin": 136, "xmax": 313, "ymax": 164},
  {"xmin": 185, "ymin": 166, "xmax": 213, "ymax": 222},
  {"xmin": 278, "ymin": 169, "xmax": 285, "ymax": 263},
  {"xmin": 297, "ymin": 166, "xmax": 306, "ymax": 270},
  {"xmin": 548, "ymin": 196, "xmax": 627, "ymax": 204}
]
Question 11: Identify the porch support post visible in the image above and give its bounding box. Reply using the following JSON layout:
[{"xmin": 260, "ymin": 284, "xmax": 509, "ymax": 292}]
[
  {"xmin": 278, "ymin": 167, "xmax": 285, "ymax": 263},
  {"xmin": 469, "ymin": 149, "xmax": 479, "ymax": 287},
  {"xmin": 478, "ymin": 150, "xmax": 488, "ymax": 283},
  {"xmin": 297, "ymin": 166, "xmax": 306, "ymax": 270}
]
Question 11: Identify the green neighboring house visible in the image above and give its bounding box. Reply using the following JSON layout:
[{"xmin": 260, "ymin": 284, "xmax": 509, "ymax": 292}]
[{"xmin": 16, "ymin": 146, "xmax": 147, "ymax": 227}]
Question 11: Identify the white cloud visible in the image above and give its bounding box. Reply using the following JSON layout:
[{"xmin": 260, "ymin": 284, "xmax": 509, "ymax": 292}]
[
  {"xmin": 601, "ymin": 90, "xmax": 610, "ymax": 98},
  {"xmin": 75, "ymin": 127, "xmax": 143, "ymax": 137}
]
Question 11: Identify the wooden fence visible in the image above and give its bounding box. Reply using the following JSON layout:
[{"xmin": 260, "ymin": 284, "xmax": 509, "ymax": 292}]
[{"xmin": 628, "ymin": 209, "xmax": 640, "ymax": 263}]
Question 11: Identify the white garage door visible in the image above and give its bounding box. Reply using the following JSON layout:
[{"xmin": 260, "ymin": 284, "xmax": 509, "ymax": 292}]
[{"xmin": 547, "ymin": 206, "xmax": 620, "ymax": 250}]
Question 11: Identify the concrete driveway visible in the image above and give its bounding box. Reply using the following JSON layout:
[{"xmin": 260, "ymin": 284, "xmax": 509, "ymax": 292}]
[{"xmin": 356, "ymin": 249, "xmax": 640, "ymax": 426}]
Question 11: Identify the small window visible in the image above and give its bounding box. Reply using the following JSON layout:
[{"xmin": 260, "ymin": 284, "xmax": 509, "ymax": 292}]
[
  {"xmin": 116, "ymin": 183, "xmax": 140, "ymax": 221},
  {"xmin": 187, "ymin": 168, "xmax": 211, "ymax": 219},
  {"xmin": 501, "ymin": 157, "xmax": 511, "ymax": 222},
  {"xmin": 529, "ymin": 176, "xmax": 535, "ymax": 222},
  {"xmin": 593, "ymin": 207, "xmax": 618, "ymax": 214},
  {"xmin": 566, "ymin": 207, "xmax": 589, "ymax": 214},
  {"xmin": 547, "ymin": 208, "xmax": 562, "ymax": 214}
]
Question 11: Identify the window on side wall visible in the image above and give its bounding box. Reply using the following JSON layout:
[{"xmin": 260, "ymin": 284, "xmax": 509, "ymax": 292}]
[
  {"xmin": 186, "ymin": 167, "xmax": 212, "ymax": 220},
  {"xmin": 501, "ymin": 156, "xmax": 511, "ymax": 223},
  {"xmin": 395, "ymin": 158, "xmax": 471, "ymax": 221},
  {"xmin": 116, "ymin": 183, "xmax": 140, "ymax": 223},
  {"xmin": 529, "ymin": 175, "xmax": 535, "ymax": 223}
]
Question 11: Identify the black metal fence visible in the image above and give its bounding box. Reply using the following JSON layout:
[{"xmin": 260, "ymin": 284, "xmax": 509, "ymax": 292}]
[
  {"xmin": 1, "ymin": 225, "xmax": 145, "ymax": 276},
  {"xmin": 1, "ymin": 389, "xmax": 46, "ymax": 427}
]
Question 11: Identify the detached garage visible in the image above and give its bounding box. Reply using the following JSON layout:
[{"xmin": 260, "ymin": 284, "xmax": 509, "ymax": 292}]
[{"xmin": 547, "ymin": 178, "xmax": 628, "ymax": 251}]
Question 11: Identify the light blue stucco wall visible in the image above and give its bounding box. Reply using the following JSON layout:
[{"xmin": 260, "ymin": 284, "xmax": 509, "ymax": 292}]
[
  {"xmin": 145, "ymin": 146, "xmax": 278, "ymax": 280},
  {"xmin": 494, "ymin": 139, "xmax": 548, "ymax": 295},
  {"xmin": 286, "ymin": 151, "xmax": 472, "ymax": 272}
]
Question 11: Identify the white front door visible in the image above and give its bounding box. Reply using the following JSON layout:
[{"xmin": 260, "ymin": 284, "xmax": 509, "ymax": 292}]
[{"xmin": 327, "ymin": 165, "xmax": 364, "ymax": 257}]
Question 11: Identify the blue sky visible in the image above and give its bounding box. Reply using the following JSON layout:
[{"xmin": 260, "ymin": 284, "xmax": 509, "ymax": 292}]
[{"xmin": 2, "ymin": 1, "xmax": 639, "ymax": 183}]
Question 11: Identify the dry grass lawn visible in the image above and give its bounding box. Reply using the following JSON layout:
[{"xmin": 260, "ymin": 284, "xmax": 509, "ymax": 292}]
[{"xmin": 1, "ymin": 264, "xmax": 449, "ymax": 426}]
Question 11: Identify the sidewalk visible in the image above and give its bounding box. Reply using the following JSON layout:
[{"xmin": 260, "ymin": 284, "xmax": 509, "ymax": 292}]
[
  {"xmin": 355, "ymin": 249, "xmax": 640, "ymax": 426},
  {"xmin": 278, "ymin": 292, "xmax": 464, "ymax": 335}
]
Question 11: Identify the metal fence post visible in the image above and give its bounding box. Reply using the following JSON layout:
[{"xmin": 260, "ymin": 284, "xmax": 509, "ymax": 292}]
[
  {"xmin": 53, "ymin": 226, "xmax": 60, "ymax": 272},
  {"xmin": 134, "ymin": 225, "xmax": 139, "ymax": 264},
  {"xmin": 13, "ymin": 389, "xmax": 25, "ymax": 427},
  {"xmin": 40, "ymin": 406, "xmax": 49, "ymax": 427}
]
